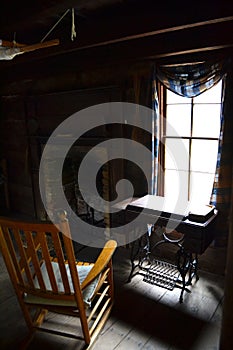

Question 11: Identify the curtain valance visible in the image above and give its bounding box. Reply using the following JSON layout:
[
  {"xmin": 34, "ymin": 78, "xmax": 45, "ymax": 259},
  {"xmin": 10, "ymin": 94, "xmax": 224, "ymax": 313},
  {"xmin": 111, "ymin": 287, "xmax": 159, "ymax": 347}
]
[{"xmin": 155, "ymin": 59, "xmax": 230, "ymax": 98}]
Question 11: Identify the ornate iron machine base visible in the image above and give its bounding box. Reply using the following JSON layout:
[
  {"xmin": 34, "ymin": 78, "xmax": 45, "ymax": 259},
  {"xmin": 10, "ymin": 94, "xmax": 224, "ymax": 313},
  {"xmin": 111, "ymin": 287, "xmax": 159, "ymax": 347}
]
[{"xmin": 128, "ymin": 226, "xmax": 199, "ymax": 303}]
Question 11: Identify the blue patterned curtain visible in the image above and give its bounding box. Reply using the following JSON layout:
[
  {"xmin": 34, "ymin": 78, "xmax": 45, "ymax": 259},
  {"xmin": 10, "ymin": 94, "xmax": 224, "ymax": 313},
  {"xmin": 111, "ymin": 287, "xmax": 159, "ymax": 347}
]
[
  {"xmin": 152, "ymin": 59, "xmax": 232, "ymax": 241},
  {"xmin": 210, "ymin": 68, "xmax": 233, "ymax": 244},
  {"xmin": 151, "ymin": 69, "xmax": 160, "ymax": 195}
]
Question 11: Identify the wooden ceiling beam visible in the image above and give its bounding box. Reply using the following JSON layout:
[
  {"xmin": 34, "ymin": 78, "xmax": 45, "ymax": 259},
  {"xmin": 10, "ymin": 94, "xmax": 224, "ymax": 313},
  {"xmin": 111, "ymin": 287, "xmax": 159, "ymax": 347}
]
[
  {"xmin": 1, "ymin": 0, "xmax": 232, "ymax": 42},
  {"xmin": 1, "ymin": 20, "xmax": 232, "ymax": 84},
  {"xmin": 1, "ymin": 15, "xmax": 232, "ymax": 65},
  {"xmin": 61, "ymin": 15, "xmax": 233, "ymax": 52},
  {"xmin": 0, "ymin": 1, "xmax": 232, "ymax": 82}
]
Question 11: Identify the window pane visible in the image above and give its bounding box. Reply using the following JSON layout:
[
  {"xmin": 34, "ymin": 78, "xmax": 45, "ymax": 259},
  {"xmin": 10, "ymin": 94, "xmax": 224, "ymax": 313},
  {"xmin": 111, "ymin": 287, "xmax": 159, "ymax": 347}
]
[
  {"xmin": 164, "ymin": 169, "xmax": 189, "ymax": 201},
  {"xmin": 167, "ymin": 89, "xmax": 190, "ymax": 104},
  {"xmin": 163, "ymin": 80, "xmax": 222, "ymax": 206},
  {"xmin": 191, "ymin": 140, "xmax": 218, "ymax": 173},
  {"xmin": 194, "ymin": 81, "xmax": 222, "ymax": 103},
  {"xmin": 190, "ymin": 172, "xmax": 215, "ymax": 205},
  {"xmin": 165, "ymin": 139, "xmax": 189, "ymax": 171},
  {"xmin": 166, "ymin": 104, "xmax": 191, "ymax": 137},
  {"xmin": 192, "ymin": 104, "xmax": 221, "ymax": 138}
]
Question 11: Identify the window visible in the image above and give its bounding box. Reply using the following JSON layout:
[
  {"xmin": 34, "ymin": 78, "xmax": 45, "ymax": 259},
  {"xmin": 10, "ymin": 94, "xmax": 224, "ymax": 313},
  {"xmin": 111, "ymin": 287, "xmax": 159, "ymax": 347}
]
[{"xmin": 162, "ymin": 80, "xmax": 222, "ymax": 205}]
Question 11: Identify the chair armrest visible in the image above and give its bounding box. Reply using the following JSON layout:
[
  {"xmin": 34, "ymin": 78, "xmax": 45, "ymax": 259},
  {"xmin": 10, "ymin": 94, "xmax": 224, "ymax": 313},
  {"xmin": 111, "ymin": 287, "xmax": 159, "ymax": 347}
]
[{"xmin": 81, "ymin": 240, "xmax": 117, "ymax": 290}]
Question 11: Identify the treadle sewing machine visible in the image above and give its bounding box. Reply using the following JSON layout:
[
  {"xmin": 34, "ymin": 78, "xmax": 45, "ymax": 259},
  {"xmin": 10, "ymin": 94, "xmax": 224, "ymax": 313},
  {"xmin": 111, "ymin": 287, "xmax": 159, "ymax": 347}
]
[{"xmin": 120, "ymin": 195, "xmax": 218, "ymax": 303}]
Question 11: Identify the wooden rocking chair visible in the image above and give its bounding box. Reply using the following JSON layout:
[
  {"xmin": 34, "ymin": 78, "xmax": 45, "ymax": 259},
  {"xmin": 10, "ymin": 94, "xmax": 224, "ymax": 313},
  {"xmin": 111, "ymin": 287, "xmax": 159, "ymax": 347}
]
[{"xmin": 0, "ymin": 214, "xmax": 117, "ymax": 349}]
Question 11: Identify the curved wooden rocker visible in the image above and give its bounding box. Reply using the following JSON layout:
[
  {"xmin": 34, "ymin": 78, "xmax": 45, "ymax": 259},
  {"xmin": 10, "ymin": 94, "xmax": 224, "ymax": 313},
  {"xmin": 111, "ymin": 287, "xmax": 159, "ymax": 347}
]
[{"xmin": 0, "ymin": 214, "xmax": 117, "ymax": 349}]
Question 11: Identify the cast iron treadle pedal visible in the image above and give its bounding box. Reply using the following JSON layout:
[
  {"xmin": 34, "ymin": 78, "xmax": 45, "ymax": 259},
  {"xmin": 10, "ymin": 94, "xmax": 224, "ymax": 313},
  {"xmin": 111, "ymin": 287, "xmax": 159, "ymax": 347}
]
[{"xmin": 142, "ymin": 260, "xmax": 180, "ymax": 291}]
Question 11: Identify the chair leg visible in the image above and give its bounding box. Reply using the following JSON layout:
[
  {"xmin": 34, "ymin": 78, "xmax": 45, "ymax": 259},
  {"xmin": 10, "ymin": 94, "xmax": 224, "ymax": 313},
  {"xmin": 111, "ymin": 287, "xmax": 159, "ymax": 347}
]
[
  {"xmin": 33, "ymin": 308, "xmax": 48, "ymax": 327},
  {"xmin": 19, "ymin": 332, "xmax": 35, "ymax": 350},
  {"xmin": 79, "ymin": 306, "xmax": 91, "ymax": 345},
  {"xmin": 17, "ymin": 294, "xmax": 34, "ymax": 332}
]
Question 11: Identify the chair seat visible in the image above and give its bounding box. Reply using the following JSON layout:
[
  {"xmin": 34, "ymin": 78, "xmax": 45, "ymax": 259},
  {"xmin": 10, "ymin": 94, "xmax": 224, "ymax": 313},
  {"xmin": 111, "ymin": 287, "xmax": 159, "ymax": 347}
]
[{"xmin": 25, "ymin": 261, "xmax": 100, "ymax": 307}]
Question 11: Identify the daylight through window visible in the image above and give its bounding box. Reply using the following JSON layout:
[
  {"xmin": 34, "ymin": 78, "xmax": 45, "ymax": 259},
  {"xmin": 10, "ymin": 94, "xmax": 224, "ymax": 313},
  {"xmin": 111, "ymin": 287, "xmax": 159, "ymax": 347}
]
[{"xmin": 163, "ymin": 80, "xmax": 222, "ymax": 205}]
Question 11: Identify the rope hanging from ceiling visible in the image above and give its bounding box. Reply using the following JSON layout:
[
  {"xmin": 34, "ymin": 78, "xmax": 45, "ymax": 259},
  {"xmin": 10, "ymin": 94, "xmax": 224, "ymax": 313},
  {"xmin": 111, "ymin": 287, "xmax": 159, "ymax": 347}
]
[{"xmin": 0, "ymin": 8, "xmax": 76, "ymax": 60}]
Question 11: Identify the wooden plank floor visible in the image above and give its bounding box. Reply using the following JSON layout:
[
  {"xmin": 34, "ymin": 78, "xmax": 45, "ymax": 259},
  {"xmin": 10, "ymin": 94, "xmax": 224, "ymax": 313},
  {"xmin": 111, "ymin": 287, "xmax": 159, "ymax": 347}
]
[{"xmin": 0, "ymin": 246, "xmax": 224, "ymax": 350}]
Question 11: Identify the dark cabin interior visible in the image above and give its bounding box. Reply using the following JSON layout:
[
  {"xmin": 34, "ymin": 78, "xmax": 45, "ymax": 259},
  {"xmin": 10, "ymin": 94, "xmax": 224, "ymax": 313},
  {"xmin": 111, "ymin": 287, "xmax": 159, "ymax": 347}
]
[{"xmin": 0, "ymin": 0, "xmax": 233, "ymax": 349}]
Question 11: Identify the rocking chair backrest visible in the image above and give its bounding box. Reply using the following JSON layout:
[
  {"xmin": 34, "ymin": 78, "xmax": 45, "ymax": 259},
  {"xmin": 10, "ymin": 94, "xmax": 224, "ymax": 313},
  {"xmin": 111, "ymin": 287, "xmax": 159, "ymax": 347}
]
[{"xmin": 0, "ymin": 217, "xmax": 85, "ymax": 308}]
